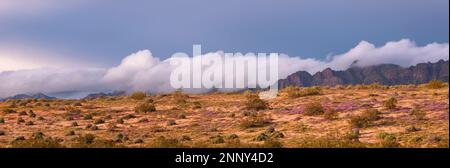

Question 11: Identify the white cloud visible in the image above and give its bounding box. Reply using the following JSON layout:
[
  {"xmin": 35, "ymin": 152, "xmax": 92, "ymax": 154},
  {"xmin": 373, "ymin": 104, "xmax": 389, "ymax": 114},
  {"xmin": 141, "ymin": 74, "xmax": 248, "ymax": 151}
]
[{"xmin": 0, "ymin": 39, "xmax": 448, "ymax": 98}]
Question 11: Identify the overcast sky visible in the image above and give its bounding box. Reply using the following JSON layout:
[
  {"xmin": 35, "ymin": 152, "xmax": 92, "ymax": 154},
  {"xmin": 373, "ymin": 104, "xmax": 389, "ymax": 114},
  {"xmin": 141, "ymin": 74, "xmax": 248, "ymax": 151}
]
[{"xmin": 0, "ymin": 0, "xmax": 448, "ymax": 70}]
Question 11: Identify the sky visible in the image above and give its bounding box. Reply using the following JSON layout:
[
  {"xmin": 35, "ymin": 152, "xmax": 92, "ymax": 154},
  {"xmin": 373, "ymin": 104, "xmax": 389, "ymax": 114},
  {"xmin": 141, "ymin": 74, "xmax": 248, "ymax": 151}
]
[{"xmin": 0, "ymin": 0, "xmax": 449, "ymax": 98}]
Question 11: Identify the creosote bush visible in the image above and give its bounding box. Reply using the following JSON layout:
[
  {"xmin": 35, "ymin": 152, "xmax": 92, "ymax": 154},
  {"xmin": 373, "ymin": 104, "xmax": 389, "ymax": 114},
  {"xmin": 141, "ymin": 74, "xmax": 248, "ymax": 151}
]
[{"xmin": 239, "ymin": 113, "xmax": 271, "ymax": 129}]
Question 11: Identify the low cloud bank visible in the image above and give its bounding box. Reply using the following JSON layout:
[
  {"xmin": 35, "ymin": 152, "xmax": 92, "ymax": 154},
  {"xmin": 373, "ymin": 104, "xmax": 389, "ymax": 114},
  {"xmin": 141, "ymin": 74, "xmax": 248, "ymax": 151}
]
[{"xmin": 0, "ymin": 39, "xmax": 448, "ymax": 98}]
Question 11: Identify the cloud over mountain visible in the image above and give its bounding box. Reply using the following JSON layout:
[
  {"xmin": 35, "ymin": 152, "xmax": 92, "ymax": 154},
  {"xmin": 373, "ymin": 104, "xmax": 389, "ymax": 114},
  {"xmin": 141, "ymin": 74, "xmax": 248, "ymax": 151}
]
[{"xmin": 0, "ymin": 39, "xmax": 448, "ymax": 98}]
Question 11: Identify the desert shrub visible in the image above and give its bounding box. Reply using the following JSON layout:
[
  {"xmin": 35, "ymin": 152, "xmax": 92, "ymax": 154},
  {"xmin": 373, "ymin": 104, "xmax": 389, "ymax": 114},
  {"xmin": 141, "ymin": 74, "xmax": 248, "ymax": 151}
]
[
  {"xmin": 107, "ymin": 123, "xmax": 117, "ymax": 132},
  {"xmin": 93, "ymin": 118, "xmax": 105, "ymax": 124},
  {"xmin": 271, "ymin": 131, "xmax": 285, "ymax": 138},
  {"xmin": 134, "ymin": 139, "xmax": 144, "ymax": 144},
  {"xmin": 28, "ymin": 110, "xmax": 36, "ymax": 118},
  {"xmin": 239, "ymin": 113, "xmax": 271, "ymax": 129},
  {"xmin": 304, "ymin": 102, "xmax": 325, "ymax": 116},
  {"xmin": 301, "ymin": 86, "xmax": 322, "ymax": 96},
  {"xmin": 0, "ymin": 130, "xmax": 5, "ymax": 136},
  {"xmin": 254, "ymin": 133, "xmax": 269, "ymax": 141},
  {"xmin": 410, "ymin": 108, "xmax": 426, "ymax": 120},
  {"xmin": 228, "ymin": 134, "xmax": 239, "ymax": 139},
  {"xmin": 73, "ymin": 102, "xmax": 82, "ymax": 106},
  {"xmin": 83, "ymin": 114, "xmax": 93, "ymax": 120},
  {"xmin": 11, "ymin": 137, "xmax": 64, "ymax": 148},
  {"xmin": 323, "ymin": 109, "xmax": 338, "ymax": 120},
  {"xmin": 18, "ymin": 111, "xmax": 27, "ymax": 116},
  {"xmin": 361, "ymin": 109, "xmax": 381, "ymax": 121},
  {"xmin": 16, "ymin": 117, "xmax": 25, "ymax": 124},
  {"xmin": 114, "ymin": 133, "xmax": 127, "ymax": 142},
  {"xmin": 71, "ymin": 122, "xmax": 78, "ymax": 127},
  {"xmin": 149, "ymin": 136, "xmax": 185, "ymax": 148},
  {"xmin": 261, "ymin": 139, "xmax": 283, "ymax": 148},
  {"xmin": 139, "ymin": 118, "xmax": 149, "ymax": 123},
  {"xmin": 345, "ymin": 129, "xmax": 360, "ymax": 142},
  {"xmin": 134, "ymin": 102, "xmax": 156, "ymax": 113},
  {"xmin": 295, "ymin": 137, "xmax": 366, "ymax": 148},
  {"xmin": 0, "ymin": 118, "xmax": 4, "ymax": 123},
  {"xmin": 122, "ymin": 114, "xmax": 136, "ymax": 119},
  {"xmin": 3, "ymin": 108, "xmax": 17, "ymax": 114},
  {"xmin": 72, "ymin": 134, "xmax": 121, "ymax": 148},
  {"xmin": 368, "ymin": 83, "xmax": 384, "ymax": 89},
  {"xmin": 349, "ymin": 116, "xmax": 370, "ymax": 128},
  {"xmin": 180, "ymin": 135, "xmax": 191, "ymax": 141},
  {"xmin": 37, "ymin": 116, "xmax": 45, "ymax": 121},
  {"xmin": 296, "ymin": 122, "xmax": 309, "ymax": 132},
  {"xmin": 210, "ymin": 135, "xmax": 225, "ymax": 144},
  {"xmin": 116, "ymin": 118, "xmax": 124, "ymax": 124},
  {"xmin": 426, "ymin": 80, "xmax": 445, "ymax": 89},
  {"xmin": 130, "ymin": 91, "xmax": 147, "ymax": 100},
  {"xmin": 173, "ymin": 89, "xmax": 188, "ymax": 105},
  {"xmin": 77, "ymin": 134, "xmax": 96, "ymax": 144},
  {"xmin": 377, "ymin": 132, "xmax": 400, "ymax": 148},
  {"xmin": 166, "ymin": 120, "xmax": 177, "ymax": 126},
  {"xmin": 245, "ymin": 93, "xmax": 268, "ymax": 110},
  {"xmin": 65, "ymin": 130, "xmax": 75, "ymax": 136},
  {"xmin": 383, "ymin": 97, "xmax": 397, "ymax": 110},
  {"xmin": 405, "ymin": 125, "xmax": 421, "ymax": 132},
  {"xmin": 265, "ymin": 126, "xmax": 275, "ymax": 134},
  {"xmin": 177, "ymin": 113, "xmax": 186, "ymax": 119},
  {"xmin": 283, "ymin": 86, "xmax": 301, "ymax": 98},
  {"xmin": 90, "ymin": 125, "xmax": 99, "ymax": 130},
  {"xmin": 192, "ymin": 101, "xmax": 202, "ymax": 109},
  {"xmin": 25, "ymin": 121, "xmax": 34, "ymax": 126}
]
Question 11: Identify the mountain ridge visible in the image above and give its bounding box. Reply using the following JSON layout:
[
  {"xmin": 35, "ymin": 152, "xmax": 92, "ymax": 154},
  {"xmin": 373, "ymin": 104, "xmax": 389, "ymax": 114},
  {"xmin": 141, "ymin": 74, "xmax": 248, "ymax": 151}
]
[{"xmin": 279, "ymin": 59, "xmax": 449, "ymax": 88}]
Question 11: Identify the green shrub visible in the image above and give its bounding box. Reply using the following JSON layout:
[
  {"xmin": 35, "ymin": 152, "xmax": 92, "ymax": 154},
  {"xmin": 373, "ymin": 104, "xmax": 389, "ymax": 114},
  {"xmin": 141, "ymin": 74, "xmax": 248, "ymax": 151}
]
[
  {"xmin": 383, "ymin": 97, "xmax": 397, "ymax": 110},
  {"xmin": 0, "ymin": 118, "xmax": 4, "ymax": 123},
  {"xmin": 130, "ymin": 91, "xmax": 147, "ymax": 100},
  {"xmin": 304, "ymin": 102, "xmax": 325, "ymax": 116}
]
